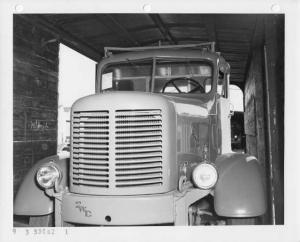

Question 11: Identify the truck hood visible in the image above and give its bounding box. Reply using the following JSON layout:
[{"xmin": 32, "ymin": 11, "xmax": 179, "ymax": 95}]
[
  {"xmin": 72, "ymin": 91, "xmax": 211, "ymax": 120},
  {"xmin": 160, "ymin": 94, "xmax": 212, "ymax": 118}
]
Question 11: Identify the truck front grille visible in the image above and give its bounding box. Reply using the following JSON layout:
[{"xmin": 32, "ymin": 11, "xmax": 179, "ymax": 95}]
[
  {"xmin": 72, "ymin": 111, "xmax": 109, "ymax": 188},
  {"xmin": 71, "ymin": 109, "xmax": 163, "ymax": 193},
  {"xmin": 115, "ymin": 110, "xmax": 163, "ymax": 187}
]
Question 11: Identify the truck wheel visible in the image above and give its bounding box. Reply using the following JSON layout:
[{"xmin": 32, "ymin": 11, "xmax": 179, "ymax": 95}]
[
  {"xmin": 226, "ymin": 217, "xmax": 256, "ymax": 225},
  {"xmin": 29, "ymin": 214, "xmax": 53, "ymax": 227}
]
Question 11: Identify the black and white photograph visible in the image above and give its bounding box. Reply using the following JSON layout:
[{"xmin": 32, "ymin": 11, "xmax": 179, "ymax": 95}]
[
  {"xmin": 0, "ymin": 0, "xmax": 299, "ymax": 241},
  {"xmin": 12, "ymin": 12, "xmax": 284, "ymax": 227}
]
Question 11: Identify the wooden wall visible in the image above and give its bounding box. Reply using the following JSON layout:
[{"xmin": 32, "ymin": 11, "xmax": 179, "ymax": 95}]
[
  {"xmin": 264, "ymin": 14, "xmax": 284, "ymax": 225},
  {"xmin": 13, "ymin": 15, "xmax": 59, "ymax": 195},
  {"xmin": 244, "ymin": 47, "xmax": 269, "ymax": 224},
  {"xmin": 244, "ymin": 15, "xmax": 284, "ymax": 225}
]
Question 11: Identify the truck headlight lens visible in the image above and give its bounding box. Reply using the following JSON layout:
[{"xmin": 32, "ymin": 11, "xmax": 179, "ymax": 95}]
[
  {"xmin": 36, "ymin": 164, "xmax": 61, "ymax": 189},
  {"xmin": 192, "ymin": 162, "xmax": 218, "ymax": 189}
]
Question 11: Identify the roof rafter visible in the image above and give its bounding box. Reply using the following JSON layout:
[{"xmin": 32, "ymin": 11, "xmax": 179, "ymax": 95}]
[
  {"xmin": 203, "ymin": 15, "xmax": 218, "ymax": 51},
  {"xmin": 149, "ymin": 14, "xmax": 177, "ymax": 45},
  {"xmin": 244, "ymin": 15, "xmax": 264, "ymax": 80},
  {"xmin": 19, "ymin": 14, "xmax": 102, "ymax": 61},
  {"xmin": 93, "ymin": 14, "xmax": 141, "ymax": 46}
]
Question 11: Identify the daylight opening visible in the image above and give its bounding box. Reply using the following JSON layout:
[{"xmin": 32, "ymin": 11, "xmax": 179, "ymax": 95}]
[
  {"xmin": 229, "ymin": 84, "xmax": 245, "ymax": 152},
  {"xmin": 229, "ymin": 84, "xmax": 244, "ymax": 112},
  {"xmin": 57, "ymin": 44, "xmax": 96, "ymax": 153}
]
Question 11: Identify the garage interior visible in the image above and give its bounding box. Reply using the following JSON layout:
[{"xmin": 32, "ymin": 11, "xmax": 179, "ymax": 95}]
[{"xmin": 13, "ymin": 14, "xmax": 284, "ymax": 225}]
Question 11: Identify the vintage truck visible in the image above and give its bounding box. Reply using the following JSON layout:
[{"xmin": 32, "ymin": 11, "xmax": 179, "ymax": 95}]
[{"xmin": 14, "ymin": 43, "xmax": 266, "ymax": 226}]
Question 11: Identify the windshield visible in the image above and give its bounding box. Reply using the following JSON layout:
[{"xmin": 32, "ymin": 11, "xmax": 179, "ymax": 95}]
[{"xmin": 101, "ymin": 58, "xmax": 213, "ymax": 94}]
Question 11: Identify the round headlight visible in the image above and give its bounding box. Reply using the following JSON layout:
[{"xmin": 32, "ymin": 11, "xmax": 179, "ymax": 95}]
[
  {"xmin": 36, "ymin": 164, "xmax": 61, "ymax": 189},
  {"xmin": 192, "ymin": 162, "xmax": 218, "ymax": 189}
]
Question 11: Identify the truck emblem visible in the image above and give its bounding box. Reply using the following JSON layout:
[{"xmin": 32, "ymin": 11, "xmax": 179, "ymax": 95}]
[{"xmin": 75, "ymin": 201, "xmax": 92, "ymax": 217}]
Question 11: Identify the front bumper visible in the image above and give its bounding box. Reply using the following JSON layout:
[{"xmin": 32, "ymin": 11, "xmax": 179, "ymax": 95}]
[
  {"xmin": 61, "ymin": 189, "xmax": 210, "ymax": 226},
  {"xmin": 62, "ymin": 191, "xmax": 175, "ymax": 225}
]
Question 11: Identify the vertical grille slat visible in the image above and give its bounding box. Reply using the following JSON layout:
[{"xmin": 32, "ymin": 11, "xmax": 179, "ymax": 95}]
[
  {"xmin": 71, "ymin": 111, "xmax": 109, "ymax": 188},
  {"xmin": 115, "ymin": 109, "xmax": 163, "ymax": 188}
]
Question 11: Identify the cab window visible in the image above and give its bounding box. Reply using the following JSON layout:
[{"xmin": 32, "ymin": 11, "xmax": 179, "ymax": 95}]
[
  {"xmin": 153, "ymin": 60, "xmax": 213, "ymax": 94},
  {"xmin": 101, "ymin": 58, "xmax": 213, "ymax": 95},
  {"xmin": 101, "ymin": 59, "xmax": 152, "ymax": 92}
]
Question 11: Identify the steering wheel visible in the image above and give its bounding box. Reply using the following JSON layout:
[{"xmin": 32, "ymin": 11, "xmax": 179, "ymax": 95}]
[{"xmin": 161, "ymin": 77, "xmax": 205, "ymax": 93}]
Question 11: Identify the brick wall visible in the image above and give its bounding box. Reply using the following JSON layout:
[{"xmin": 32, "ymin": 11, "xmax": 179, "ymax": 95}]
[{"xmin": 13, "ymin": 15, "xmax": 59, "ymax": 195}]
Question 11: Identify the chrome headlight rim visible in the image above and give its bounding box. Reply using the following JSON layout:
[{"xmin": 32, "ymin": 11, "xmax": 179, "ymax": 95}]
[
  {"xmin": 192, "ymin": 162, "xmax": 218, "ymax": 190},
  {"xmin": 36, "ymin": 162, "xmax": 61, "ymax": 189}
]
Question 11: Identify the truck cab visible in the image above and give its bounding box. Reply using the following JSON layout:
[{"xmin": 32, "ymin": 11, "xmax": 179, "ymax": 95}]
[{"xmin": 14, "ymin": 43, "xmax": 266, "ymax": 226}]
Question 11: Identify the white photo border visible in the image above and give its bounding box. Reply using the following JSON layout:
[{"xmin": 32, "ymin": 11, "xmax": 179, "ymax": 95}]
[{"xmin": 0, "ymin": 0, "xmax": 299, "ymax": 241}]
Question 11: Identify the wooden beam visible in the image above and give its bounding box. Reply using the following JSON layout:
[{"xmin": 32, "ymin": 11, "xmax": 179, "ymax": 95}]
[
  {"xmin": 53, "ymin": 15, "xmax": 94, "ymax": 26},
  {"xmin": 264, "ymin": 14, "xmax": 284, "ymax": 225},
  {"xmin": 169, "ymin": 37, "xmax": 208, "ymax": 42},
  {"xmin": 164, "ymin": 22, "xmax": 207, "ymax": 29},
  {"xmin": 203, "ymin": 15, "xmax": 218, "ymax": 51},
  {"xmin": 149, "ymin": 14, "xmax": 177, "ymax": 45},
  {"xmin": 121, "ymin": 23, "xmax": 206, "ymax": 35},
  {"xmin": 93, "ymin": 14, "xmax": 140, "ymax": 46},
  {"xmin": 244, "ymin": 16, "xmax": 264, "ymax": 80},
  {"xmin": 222, "ymin": 52, "xmax": 249, "ymax": 58},
  {"xmin": 19, "ymin": 14, "xmax": 102, "ymax": 61},
  {"xmin": 221, "ymin": 49, "xmax": 250, "ymax": 55},
  {"xmin": 219, "ymin": 42, "xmax": 251, "ymax": 48}
]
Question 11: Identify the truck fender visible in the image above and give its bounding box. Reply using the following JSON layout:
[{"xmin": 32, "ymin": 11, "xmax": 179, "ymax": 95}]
[
  {"xmin": 213, "ymin": 153, "xmax": 266, "ymax": 217},
  {"xmin": 14, "ymin": 154, "xmax": 69, "ymax": 216}
]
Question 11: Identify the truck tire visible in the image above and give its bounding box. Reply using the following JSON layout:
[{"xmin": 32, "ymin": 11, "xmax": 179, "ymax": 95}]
[
  {"xmin": 29, "ymin": 214, "xmax": 53, "ymax": 227},
  {"xmin": 226, "ymin": 217, "xmax": 256, "ymax": 225}
]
